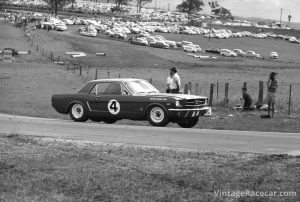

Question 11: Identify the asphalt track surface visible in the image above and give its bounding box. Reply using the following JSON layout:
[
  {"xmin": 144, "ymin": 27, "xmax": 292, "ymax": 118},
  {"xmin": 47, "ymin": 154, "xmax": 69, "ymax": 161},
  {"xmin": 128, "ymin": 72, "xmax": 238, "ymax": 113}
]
[{"xmin": 0, "ymin": 113, "xmax": 299, "ymax": 155}]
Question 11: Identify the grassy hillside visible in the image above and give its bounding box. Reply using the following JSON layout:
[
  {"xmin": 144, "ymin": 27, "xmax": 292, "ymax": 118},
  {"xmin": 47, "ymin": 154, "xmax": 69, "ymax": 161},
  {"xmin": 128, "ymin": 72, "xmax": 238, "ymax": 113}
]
[{"xmin": 0, "ymin": 134, "xmax": 299, "ymax": 202}]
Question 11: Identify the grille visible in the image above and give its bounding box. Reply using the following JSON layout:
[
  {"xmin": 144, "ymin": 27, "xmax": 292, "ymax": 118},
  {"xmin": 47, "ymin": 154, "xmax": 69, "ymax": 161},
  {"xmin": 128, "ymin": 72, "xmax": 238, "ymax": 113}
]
[{"xmin": 185, "ymin": 99, "xmax": 206, "ymax": 107}]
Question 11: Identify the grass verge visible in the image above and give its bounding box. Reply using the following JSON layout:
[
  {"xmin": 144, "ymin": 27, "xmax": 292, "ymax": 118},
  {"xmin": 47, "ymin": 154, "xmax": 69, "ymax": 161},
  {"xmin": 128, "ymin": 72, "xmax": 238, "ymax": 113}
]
[{"xmin": 0, "ymin": 134, "xmax": 299, "ymax": 202}]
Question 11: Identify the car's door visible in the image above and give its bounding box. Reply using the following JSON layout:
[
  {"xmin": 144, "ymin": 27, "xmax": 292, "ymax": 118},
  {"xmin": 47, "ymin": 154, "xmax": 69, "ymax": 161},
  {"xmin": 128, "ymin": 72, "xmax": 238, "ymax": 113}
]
[{"xmin": 87, "ymin": 82, "xmax": 132, "ymax": 119}]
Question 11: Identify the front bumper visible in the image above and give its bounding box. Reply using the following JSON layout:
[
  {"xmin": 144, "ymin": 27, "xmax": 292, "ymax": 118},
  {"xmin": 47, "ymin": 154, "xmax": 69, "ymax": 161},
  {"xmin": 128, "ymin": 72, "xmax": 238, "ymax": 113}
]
[{"xmin": 168, "ymin": 107, "xmax": 211, "ymax": 118}]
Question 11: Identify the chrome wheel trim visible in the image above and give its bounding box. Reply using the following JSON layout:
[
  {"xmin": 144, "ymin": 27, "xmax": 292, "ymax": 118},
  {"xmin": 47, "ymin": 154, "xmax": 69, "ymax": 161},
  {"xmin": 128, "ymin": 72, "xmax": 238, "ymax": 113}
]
[
  {"xmin": 72, "ymin": 104, "xmax": 84, "ymax": 119},
  {"xmin": 150, "ymin": 107, "xmax": 164, "ymax": 123}
]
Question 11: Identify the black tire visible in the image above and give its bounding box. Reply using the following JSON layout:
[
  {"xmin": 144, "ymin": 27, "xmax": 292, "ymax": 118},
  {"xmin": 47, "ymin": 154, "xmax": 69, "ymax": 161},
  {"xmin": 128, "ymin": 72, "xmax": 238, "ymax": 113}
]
[
  {"xmin": 69, "ymin": 103, "xmax": 88, "ymax": 122},
  {"xmin": 177, "ymin": 117, "xmax": 199, "ymax": 128},
  {"xmin": 90, "ymin": 117, "xmax": 102, "ymax": 122},
  {"xmin": 147, "ymin": 106, "xmax": 169, "ymax": 127},
  {"xmin": 103, "ymin": 119, "xmax": 117, "ymax": 124}
]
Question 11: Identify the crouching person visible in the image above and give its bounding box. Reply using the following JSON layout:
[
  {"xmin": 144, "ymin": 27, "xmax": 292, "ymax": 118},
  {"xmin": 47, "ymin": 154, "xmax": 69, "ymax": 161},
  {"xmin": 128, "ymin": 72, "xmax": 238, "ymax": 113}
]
[{"xmin": 242, "ymin": 87, "xmax": 254, "ymax": 111}]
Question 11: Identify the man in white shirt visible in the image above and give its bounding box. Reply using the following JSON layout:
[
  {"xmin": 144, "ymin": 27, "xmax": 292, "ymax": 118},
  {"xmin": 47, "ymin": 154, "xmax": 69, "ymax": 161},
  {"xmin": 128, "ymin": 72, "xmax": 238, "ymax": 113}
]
[{"xmin": 167, "ymin": 67, "xmax": 181, "ymax": 94}]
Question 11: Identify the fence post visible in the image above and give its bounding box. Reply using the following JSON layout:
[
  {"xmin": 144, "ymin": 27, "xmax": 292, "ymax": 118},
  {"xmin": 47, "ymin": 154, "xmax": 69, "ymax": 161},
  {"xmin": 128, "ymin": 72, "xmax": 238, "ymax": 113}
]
[
  {"xmin": 51, "ymin": 52, "xmax": 53, "ymax": 61},
  {"xmin": 107, "ymin": 72, "xmax": 110, "ymax": 78},
  {"xmin": 67, "ymin": 62, "xmax": 70, "ymax": 70},
  {"xmin": 216, "ymin": 82, "xmax": 219, "ymax": 100},
  {"xmin": 184, "ymin": 84, "xmax": 189, "ymax": 94},
  {"xmin": 95, "ymin": 69, "xmax": 98, "ymax": 80},
  {"xmin": 149, "ymin": 78, "xmax": 152, "ymax": 84},
  {"xmin": 36, "ymin": 45, "xmax": 38, "ymax": 51},
  {"xmin": 118, "ymin": 73, "xmax": 121, "ymax": 78},
  {"xmin": 224, "ymin": 83, "xmax": 229, "ymax": 106},
  {"xmin": 288, "ymin": 84, "xmax": 292, "ymax": 115},
  {"xmin": 79, "ymin": 65, "xmax": 82, "ymax": 75},
  {"xmin": 188, "ymin": 82, "xmax": 192, "ymax": 94},
  {"xmin": 209, "ymin": 83, "xmax": 214, "ymax": 106},
  {"xmin": 87, "ymin": 66, "xmax": 90, "ymax": 77},
  {"xmin": 257, "ymin": 81, "xmax": 264, "ymax": 107},
  {"xmin": 195, "ymin": 83, "xmax": 199, "ymax": 95}
]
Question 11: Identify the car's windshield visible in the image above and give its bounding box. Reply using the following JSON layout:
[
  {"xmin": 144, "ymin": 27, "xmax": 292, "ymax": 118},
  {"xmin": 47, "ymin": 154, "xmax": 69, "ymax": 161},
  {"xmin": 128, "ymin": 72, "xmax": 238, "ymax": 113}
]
[{"xmin": 125, "ymin": 80, "xmax": 159, "ymax": 94}]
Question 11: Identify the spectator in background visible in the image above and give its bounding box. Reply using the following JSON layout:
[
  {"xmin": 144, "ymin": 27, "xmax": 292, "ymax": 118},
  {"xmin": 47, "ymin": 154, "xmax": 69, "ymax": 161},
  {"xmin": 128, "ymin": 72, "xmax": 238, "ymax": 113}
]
[
  {"xmin": 166, "ymin": 67, "xmax": 181, "ymax": 94},
  {"xmin": 267, "ymin": 72, "xmax": 279, "ymax": 117},
  {"xmin": 242, "ymin": 87, "xmax": 253, "ymax": 111}
]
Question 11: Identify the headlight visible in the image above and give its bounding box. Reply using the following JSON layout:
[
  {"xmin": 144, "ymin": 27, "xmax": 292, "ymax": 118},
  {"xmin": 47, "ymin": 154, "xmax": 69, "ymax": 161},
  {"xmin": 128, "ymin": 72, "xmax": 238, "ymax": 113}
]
[{"xmin": 175, "ymin": 100, "xmax": 182, "ymax": 107}]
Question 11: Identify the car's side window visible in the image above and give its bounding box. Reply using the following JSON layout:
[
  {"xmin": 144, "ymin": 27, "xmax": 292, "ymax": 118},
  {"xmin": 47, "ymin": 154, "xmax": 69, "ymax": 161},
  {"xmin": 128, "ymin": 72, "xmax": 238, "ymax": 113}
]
[
  {"xmin": 90, "ymin": 82, "xmax": 129, "ymax": 96},
  {"xmin": 90, "ymin": 83, "xmax": 111, "ymax": 95},
  {"xmin": 121, "ymin": 85, "xmax": 129, "ymax": 95}
]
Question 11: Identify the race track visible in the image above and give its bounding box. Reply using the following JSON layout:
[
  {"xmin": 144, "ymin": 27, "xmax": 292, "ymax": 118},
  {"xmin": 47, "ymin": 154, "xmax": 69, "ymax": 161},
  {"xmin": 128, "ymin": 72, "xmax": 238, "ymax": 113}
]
[{"xmin": 0, "ymin": 113, "xmax": 299, "ymax": 155}]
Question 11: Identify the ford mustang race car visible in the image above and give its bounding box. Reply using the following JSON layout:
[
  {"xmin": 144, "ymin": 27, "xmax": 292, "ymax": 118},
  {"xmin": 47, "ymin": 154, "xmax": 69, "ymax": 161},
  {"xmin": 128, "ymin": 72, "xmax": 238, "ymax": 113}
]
[{"xmin": 51, "ymin": 79, "xmax": 211, "ymax": 128}]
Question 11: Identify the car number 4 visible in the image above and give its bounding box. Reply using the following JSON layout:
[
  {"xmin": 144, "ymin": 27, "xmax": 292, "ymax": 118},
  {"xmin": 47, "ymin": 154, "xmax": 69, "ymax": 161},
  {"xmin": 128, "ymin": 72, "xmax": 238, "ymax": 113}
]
[{"xmin": 108, "ymin": 100, "xmax": 120, "ymax": 115}]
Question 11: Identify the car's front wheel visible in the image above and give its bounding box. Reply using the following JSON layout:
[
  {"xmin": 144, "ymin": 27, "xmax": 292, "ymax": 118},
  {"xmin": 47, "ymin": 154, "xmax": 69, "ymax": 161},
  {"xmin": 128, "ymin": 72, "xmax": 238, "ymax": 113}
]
[
  {"xmin": 69, "ymin": 103, "xmax": 88, "ymax": 122},
  {"xmin": 177, "ymin": 117, "xmax": 199, "ymax": 128},
  {"xmin": 147, "ymin": 106, "xmax": 169, "ymax": 127}
]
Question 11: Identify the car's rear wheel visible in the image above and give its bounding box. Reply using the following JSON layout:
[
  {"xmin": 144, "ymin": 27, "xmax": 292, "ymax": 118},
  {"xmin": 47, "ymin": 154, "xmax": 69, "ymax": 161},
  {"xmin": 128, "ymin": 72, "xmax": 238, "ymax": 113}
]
[
  {"xmin": 103, "ymin": 119, "xmax": 117, "ymax": 124},
  {"xmin": 177, "ymin": 117, "xmax": 199, "ymax": 128},
  {"xmin": 147, "ymin": 106, "xmax": 169, "ymax": 127},
  {"xmin": 69, "ymin": 103, "xmax": 88, "ymax": 122}
]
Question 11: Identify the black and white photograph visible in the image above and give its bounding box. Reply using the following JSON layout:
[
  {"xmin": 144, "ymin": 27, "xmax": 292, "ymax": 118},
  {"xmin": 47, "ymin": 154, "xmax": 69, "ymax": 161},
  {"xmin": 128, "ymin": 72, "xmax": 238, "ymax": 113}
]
[{"xmin": 0, "ymin": 0, "xmax": 299, "ymax": 201}]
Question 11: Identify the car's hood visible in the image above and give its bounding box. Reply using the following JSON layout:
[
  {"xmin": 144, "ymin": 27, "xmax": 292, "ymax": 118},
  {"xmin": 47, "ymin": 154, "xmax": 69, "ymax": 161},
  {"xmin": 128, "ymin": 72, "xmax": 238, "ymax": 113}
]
[{"xmin": 135, "ymin": 93, "xmax": 207, "ymax": 100}]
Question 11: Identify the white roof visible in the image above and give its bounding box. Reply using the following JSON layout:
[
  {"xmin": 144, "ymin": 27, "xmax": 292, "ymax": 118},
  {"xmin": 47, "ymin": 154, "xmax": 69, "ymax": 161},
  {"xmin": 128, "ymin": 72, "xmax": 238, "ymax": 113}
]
[{"xmin": 90, "ymin": 78, "xmax": 143, "ymax": 83}]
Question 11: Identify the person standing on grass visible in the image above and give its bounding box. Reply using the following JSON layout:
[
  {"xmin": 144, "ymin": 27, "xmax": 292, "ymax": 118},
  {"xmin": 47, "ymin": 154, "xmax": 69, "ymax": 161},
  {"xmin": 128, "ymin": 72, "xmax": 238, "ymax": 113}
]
[
  {"xmin": 266, "ymin": 72, "xmax": 279, "ymax": 117},
  {"xmin": 166, "ymin": 67, "xmax": 181, "ymax": 94}
]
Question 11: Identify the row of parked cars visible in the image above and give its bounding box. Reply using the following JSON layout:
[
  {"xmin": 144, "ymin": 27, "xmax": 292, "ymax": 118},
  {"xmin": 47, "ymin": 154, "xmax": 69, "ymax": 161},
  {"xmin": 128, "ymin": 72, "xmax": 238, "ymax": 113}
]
[
  {"xmin": 78, "ymin": 17, "xmax": 300, "ymax": 45},
  {"xmin": 205, "ymin": 48, "xmax": 279, "ymax": 59}
]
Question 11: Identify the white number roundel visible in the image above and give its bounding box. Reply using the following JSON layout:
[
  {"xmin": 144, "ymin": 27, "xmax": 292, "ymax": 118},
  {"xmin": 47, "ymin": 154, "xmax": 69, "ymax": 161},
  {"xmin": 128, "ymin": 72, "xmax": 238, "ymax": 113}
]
[{"xmin": 108, "ymin": 100, "xmax": 120, "ymax": 115}]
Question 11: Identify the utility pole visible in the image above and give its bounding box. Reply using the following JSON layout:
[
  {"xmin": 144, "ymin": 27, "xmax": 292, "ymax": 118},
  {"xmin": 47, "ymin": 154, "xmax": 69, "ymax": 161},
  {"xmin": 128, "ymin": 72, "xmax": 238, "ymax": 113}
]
[
  {"xmin": 168, "ymin": 3, "xmax": 170, "ymax": 11},
  {"xmin": 209, "ymin": 9, "xmax": 212, "ymax": 41},
  {"xmin": 154, "ymin": 0, "xmax": 157, "ymax": 11},
  {"xmin": 280, "ymin": 8, "xmax": 283, "ymax": 27}
]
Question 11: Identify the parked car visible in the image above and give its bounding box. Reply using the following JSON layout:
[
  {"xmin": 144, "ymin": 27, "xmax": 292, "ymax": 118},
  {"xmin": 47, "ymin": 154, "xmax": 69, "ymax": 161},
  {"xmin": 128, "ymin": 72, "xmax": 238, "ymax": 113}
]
[
  {"xmin": 149, "ymin": 41, "xmax": 169, "ymax": 49},
  {"xmin": 183, "ymin": 45, "xmax": 197, "ymax": 53},
  {"xmin": 269, "ymin": 52, "xmax": 279, "ymax": 59},
  {"xmin": 114, "ymin": 32, "xmax": 127, "ymax": 39},
  {"xmin": 55, "ymin": 24, "xmax": 67, "ymax": 31},
  {"xmin": 80, "ymin": 30, "xmax": 97, "ymax": 37},
  {"xmin": 193, "ymin": 45, "xmax": 202, "ymax": 52},
  {"xmin": 51, "ymin": 79, "xmax": 211, "ymax": 128},
  {"xmin": 233, "ymin": 49, "xmax": 245, "ymax": 56},
  {"xmin": 220, "ymin": 49, "xmax": 237, "ymax": 57},
  {"xmin": 176, "ymin": 41, "xmax": 193, "ymax": 47},
  {"xmin": 205, "ymin": 47, "xmax": 220, "ymax": 54},
  {"xmin": 164, "ymin": 40, "xmax": 177, "ymax": 48},
  {"xmin": 289, "ymin": 38, "xmax": 300, "ymax": 44},
  {"xmin": 243, "ymin": 51, "xmax": 260, "ymax": 58},
  {"xmin": 129, "ymin": 37, "xmax": 148, "ymax": 46}
]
